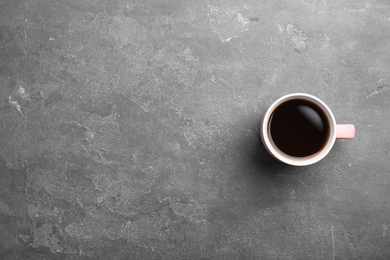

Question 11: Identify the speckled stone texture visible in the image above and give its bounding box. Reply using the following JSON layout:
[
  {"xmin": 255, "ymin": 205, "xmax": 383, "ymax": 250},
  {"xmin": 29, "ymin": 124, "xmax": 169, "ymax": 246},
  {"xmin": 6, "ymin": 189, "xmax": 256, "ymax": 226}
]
[{"xmin": 1, "ymin": 0, "xmax": 390, "ymax": 259}]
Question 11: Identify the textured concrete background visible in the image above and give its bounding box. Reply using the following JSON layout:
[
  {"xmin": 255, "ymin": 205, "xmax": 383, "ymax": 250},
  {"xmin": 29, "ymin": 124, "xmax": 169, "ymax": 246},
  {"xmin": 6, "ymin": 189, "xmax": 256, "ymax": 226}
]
[{"xmin": 1, "ymin": 0, "xmax": 390, "ymax": 259}]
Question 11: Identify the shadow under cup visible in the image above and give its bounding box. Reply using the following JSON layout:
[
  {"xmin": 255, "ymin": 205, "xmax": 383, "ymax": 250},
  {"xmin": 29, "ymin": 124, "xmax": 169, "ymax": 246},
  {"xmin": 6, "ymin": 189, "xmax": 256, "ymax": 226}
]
[{"xmin": 261, "ymin": 93, "xmax": 338, "ymax": 166}]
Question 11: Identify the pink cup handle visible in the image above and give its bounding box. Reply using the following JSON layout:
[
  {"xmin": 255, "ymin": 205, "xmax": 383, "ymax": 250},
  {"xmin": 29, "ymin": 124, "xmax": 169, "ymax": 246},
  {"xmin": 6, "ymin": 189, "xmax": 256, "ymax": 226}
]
[{"xmin": 336, "ymin": 124, "xmax": 355, "ymax": 139}]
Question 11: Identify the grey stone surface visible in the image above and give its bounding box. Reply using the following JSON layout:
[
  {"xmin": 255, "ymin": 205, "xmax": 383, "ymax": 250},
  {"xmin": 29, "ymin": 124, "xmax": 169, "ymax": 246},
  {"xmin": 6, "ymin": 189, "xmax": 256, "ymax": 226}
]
[{"xmin": 0, "ymin": 0, "xmax": 389, "ymax": 259}]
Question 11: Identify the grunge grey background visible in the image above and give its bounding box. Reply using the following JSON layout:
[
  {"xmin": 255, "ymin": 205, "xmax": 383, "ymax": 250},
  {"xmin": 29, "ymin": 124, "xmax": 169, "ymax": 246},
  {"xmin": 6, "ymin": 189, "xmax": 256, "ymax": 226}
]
[{"xmin": 1, "ymin": 0, "xmax": 390, "ymax": 259}]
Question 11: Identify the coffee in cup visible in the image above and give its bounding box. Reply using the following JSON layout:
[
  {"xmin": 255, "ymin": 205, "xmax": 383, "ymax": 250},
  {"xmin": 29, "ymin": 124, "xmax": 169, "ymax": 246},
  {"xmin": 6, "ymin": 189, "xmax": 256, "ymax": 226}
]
[{"xmin": 261, "ymin": 93, "xmax": 355, "ymax": 166}]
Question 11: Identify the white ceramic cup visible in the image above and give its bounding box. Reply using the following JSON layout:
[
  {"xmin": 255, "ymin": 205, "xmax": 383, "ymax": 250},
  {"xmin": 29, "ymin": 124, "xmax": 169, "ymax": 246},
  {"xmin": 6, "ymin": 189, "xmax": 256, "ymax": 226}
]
[{"xmin": 261, "ymin": 93, "xmax": 355, "ymax": 166}]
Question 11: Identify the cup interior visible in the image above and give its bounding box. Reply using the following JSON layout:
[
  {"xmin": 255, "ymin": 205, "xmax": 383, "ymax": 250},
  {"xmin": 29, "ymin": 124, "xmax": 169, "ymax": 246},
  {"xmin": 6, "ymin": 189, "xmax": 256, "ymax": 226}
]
[{"xmin": 261, "ymin": 93, "xmax": 337, "ymax": 166}]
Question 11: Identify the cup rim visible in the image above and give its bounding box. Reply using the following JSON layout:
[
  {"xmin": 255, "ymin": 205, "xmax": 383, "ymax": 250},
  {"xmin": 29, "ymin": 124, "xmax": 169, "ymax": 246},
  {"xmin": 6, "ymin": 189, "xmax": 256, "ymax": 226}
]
[{"xmin": 261, "ymin": 93, "xmax": 337, "ymax": 166}]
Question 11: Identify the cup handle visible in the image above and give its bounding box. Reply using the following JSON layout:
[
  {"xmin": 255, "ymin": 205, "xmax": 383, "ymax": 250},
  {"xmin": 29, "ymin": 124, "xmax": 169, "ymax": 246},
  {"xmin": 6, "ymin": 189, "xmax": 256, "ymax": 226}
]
[{"xmin": 336, "ymin": 124, "xmax": 355, "ymax": 139}]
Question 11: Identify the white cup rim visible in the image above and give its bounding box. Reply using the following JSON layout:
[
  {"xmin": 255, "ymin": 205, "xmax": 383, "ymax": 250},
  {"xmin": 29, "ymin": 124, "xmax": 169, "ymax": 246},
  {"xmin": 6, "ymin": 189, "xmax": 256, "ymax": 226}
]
[{"xmin": 261, "ymin": 93, "xmax": 337, "ymax": 166}]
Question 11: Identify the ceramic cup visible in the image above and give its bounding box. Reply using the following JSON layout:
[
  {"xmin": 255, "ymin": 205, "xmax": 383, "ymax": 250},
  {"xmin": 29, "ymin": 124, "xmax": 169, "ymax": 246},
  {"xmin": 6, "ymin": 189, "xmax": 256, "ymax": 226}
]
[{"xmin": 261, "ymin": 93, "xmax": 355, "ymax": 166}]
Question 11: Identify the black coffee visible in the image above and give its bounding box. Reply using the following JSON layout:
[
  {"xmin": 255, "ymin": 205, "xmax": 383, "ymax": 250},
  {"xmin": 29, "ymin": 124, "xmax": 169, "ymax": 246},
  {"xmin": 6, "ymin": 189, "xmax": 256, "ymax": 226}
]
[{"xmin": 268, "ymin": 99, "xmax": 330, "ymax": 157}]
